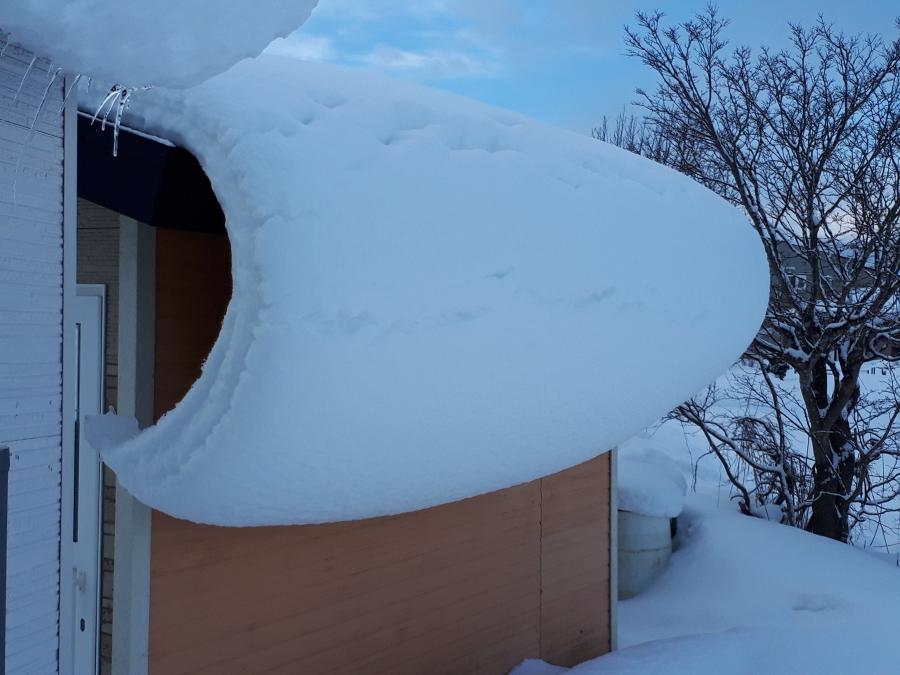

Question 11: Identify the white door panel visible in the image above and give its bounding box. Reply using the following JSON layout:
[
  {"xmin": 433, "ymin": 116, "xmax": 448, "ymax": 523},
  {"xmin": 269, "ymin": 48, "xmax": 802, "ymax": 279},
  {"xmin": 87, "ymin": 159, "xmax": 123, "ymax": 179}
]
[{"xmin": 71, "ymin": 285, "xmax": 105, "ymax": 675}]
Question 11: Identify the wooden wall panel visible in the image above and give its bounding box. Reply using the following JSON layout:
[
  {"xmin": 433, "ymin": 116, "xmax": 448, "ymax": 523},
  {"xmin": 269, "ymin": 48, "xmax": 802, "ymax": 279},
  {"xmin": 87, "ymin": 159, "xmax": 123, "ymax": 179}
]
[
  {"xmin": 76, "ymin": 199, "xmax": 119, "ymax": 409},
  {"xmin": 149, "ymin": 227, "xmax": 612, "ymax": 674},
  {"xmin": 153, "ymin": 227, "xmax": 230, "ymax": 419},
  {"xmin": 150, "ymin": 485, "xmax": 542, "ymax": 675},
  {"xmin": 539, "ymin": 454, "xmax": 611, "ymax": 666}
]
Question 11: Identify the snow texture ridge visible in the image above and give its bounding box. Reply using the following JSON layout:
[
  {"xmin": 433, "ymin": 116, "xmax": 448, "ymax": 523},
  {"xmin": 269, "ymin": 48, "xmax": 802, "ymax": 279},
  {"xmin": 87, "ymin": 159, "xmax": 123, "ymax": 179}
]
[
  {"xmin": 87, "ymin": 57, "xmax": 769, "ymax": 526},
  {"xmin": 1, "ymin": 1, "xmax": 318, "ymax": 87}
]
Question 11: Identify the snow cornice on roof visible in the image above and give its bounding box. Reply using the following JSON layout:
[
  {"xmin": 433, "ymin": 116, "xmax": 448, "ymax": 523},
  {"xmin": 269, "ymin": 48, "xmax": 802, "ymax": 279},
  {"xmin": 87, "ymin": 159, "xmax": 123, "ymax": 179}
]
[
  {"xmin": 85, "ymin": 57, "xmax": 770, "ymax": 526},
  {"xmin": 2, "ymin": 1, "xmax": 318, "ymax": 88}
]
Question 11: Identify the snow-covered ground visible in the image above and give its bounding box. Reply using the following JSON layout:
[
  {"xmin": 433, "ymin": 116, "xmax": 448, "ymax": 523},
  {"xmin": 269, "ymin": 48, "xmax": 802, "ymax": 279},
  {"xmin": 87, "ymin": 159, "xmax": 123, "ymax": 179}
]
[
  {"xmin": 516, "ymin": 494, "xmax": 900, "ymax": 674},
  {"xmin": 513, "ymin": 362, "xmax": 900, "ymax": 674}
]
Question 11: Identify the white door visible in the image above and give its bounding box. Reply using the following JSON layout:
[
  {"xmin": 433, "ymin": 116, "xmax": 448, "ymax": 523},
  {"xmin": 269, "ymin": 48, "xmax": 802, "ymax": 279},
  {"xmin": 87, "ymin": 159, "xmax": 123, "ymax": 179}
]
[{"xmin": 71, "ymin": 285, "xmax": 105, "ymax": 675}]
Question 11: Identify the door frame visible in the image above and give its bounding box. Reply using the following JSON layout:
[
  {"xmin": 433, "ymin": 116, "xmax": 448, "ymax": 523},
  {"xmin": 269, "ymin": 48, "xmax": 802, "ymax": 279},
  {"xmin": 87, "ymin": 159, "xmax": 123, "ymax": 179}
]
[
  {"xmin": 70, "ymin": 285, "xmax": 106, "ymax": 675},
  {"xmin": 110, "ymin": 217, "xmax": 155, "ymax": 675}
]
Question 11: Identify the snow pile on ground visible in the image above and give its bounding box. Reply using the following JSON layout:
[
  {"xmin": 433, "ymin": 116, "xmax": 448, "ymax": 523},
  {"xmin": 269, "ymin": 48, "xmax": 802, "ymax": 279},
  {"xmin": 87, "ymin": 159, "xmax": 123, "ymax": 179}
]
[
  {"xmin": 1, "ymin": 1, "xmax": 318, "ymax": 87},
  {"xmin": 513, "ymin": 496, "xmax": 900, "ymax": 674},
  {"xmin": 617, "ymin": 441, "xmax": 687, "ymax": 518},
  {"xmin": 88, "ymin": 56, "xmax": 768, "ymax": 525}
]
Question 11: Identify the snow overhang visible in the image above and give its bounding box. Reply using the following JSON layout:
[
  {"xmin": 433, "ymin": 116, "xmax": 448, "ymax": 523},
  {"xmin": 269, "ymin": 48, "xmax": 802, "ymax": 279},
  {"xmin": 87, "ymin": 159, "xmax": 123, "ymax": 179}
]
[
  {"xmin": 2, "ymin": 1, "xmax": 317, "ymax": 88},
  {"xmin": 83, "ymin": 56, "xmax": 769, "ymax": 526}
]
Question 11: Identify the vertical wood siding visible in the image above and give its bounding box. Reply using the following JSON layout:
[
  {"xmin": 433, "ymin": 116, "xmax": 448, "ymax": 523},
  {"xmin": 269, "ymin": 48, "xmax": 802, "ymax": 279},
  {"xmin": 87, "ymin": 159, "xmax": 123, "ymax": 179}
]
[
  {"xmin": 0, "ymin": 34, "xmax": 65, "ymax": 675},
  {"xmin": 148, "ymin": 224, "xmax": 611, "ymax": 675},
  {"xmin": 149, "ymin": 458, "xmax": 610, "ymax": 675},
  {"xmin": 75, "ymin": 199, "xmax": 118, "ymax": 410},
  {"xmin": 540, "ymin": 460, "xmax": 611, "ymax": 663},
  {"xmin": 152, "ymin": 228, "xmax": 231, "ymax": 419}
]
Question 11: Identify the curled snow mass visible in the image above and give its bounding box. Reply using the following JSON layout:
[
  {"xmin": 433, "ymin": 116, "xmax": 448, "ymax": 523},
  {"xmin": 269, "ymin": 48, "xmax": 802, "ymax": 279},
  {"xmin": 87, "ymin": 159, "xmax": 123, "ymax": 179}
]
[
  {"xmin": 93, "ymin": 57, "xmax": 769, "ymax": 525},
  {"xmin": 2, "ymin": 1, "xmax": 318, "ymax": 87}
]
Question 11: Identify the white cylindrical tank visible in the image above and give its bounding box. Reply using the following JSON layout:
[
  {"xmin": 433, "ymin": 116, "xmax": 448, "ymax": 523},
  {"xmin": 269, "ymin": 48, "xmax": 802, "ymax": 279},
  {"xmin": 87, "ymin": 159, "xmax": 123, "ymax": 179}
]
[{"xmin": 617, "ymin": 509, "xmax": 673, "ymax": 599}]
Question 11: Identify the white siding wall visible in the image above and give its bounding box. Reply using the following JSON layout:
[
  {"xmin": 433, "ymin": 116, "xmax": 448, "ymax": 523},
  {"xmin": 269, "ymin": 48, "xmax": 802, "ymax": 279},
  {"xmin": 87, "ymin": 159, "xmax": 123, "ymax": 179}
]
[{"xmin": 0, "ymin": 33, "xmax": 66, "ymax": 675}]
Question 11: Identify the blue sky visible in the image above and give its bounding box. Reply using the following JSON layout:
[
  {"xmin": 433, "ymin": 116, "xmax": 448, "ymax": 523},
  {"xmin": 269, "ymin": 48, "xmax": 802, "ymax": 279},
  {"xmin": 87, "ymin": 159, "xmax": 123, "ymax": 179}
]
[{"xmin": 272, "ymin": 1, "xmax": 900, "ymax": 134}]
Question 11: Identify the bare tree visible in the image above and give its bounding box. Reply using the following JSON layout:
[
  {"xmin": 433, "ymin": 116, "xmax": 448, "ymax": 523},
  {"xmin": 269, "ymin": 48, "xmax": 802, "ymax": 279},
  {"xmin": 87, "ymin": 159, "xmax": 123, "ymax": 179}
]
[
  {"xmin": 623, "ymin": 8, "xmax": 900, "ymax": 542},
  {"xmin": 593, "ymin": 111, "xmax": 663, "ymax": 159}
]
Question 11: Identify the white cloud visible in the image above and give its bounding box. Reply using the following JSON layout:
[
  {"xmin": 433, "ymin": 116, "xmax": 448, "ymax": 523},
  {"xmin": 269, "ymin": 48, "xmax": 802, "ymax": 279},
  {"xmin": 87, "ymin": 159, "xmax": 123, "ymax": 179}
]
[
  {"xmin": 308, "ymin": 0, "xmax": 451, "ymax": 22},
  {"xmin": 362, "ymin": 45, "xmax": 496, "ymax": 77},
  {"xmin": 265, "ymin": 35, "xmax": 337, "ymax": 62},
  {"xmin": 282, "ymin": 0, "xmax": 628, "ymax": 85}
]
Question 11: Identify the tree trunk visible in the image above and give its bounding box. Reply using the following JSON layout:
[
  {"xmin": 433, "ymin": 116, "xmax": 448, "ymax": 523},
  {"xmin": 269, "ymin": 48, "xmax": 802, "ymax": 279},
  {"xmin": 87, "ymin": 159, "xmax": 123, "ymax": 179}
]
[
  {"xmin": 807, "ymin": 445, "xmax": 854, "ymax": 541},
  {"xmin": 805, "ymin": 363, "xmax": 854, "ymax": 541}
]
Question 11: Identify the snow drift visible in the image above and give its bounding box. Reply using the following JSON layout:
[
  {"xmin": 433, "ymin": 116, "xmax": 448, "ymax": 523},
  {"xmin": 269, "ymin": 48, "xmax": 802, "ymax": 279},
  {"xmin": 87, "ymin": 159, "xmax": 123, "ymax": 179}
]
[
  {"xmin": 2, "ymin": 1, "xmax": 318, "ymax": 87},
  {"xmin": 514, "ymin": 498, "xmax": 900, "ymax": 674},
  {"xmin": 88, "ymin": 56, "xmax": 768, "ymax": 525}
]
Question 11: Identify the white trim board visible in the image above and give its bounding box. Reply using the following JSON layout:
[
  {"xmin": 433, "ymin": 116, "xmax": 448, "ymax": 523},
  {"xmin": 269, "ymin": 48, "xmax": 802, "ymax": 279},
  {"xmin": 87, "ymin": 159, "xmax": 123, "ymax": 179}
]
[
  {"xmin": 110, "ymin": 217, "xmax": 154, "ymax": 675},
  {"xmin": 59, "ymin": 77, "xmax": 79, "ymax": 675},
  {"xmin": 609, "ymin": 446, "xmax": 619, "ymax": 651},
  {"xmin": 72, "ymin": 285, "xmax": 107, "ymax": 675}
]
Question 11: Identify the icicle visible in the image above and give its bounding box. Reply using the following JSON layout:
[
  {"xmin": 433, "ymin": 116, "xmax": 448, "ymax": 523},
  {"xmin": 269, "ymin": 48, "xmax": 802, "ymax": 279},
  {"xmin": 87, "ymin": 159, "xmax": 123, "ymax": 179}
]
[
  {"xmin": 91, "ymin": 84, "xmax": 119, "ymax": 126},
  {"xmin": 14, "ymin": 56, "xmax": 37, "ymax": 102},
  {"xmin": 91, "ymin": 84, "xmax": 128, "ymax": 136},
  {"xmin": 59, "ymin": 73, "xmax": 83, "ymax": 114},
  {"xmin": 91, "ymin": 84, "xmax": 151, "ymax": 157},
  {"xmin": 12, "ymin": 67, "xmax": 62, "ymax": 205},
  {"xmin": 111, "ymin": 88, "xmax": 133, "ymax": 158},
  {"xmin": 31, "ymin": 67, "xmax": 63, "ymax": 129},
  {"xmin": 0, "ymin": 35, "xmax": 9, "ymax": 60}
]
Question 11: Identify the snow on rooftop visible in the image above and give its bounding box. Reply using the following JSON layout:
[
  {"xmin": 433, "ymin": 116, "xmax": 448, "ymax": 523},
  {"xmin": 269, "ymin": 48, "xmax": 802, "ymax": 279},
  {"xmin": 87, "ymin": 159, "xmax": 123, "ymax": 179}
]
[
  {"xmin": 2, "ymin": 1, "xmax": 317, "ymax": 87},
  {"xmin": 86, "ymin": 56, "xmax": 769, "ymax": 526}
]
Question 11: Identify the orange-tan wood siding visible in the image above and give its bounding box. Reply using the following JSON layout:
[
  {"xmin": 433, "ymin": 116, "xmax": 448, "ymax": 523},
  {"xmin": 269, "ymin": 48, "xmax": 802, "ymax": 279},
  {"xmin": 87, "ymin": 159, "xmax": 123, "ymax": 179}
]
[
  {"xmin": 148, "ymin": 228, "xmax": 612, "ymax": 675},
  {"xmin": 153, "ymin": 227, "xmax": 231, "ymax": 419}
]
